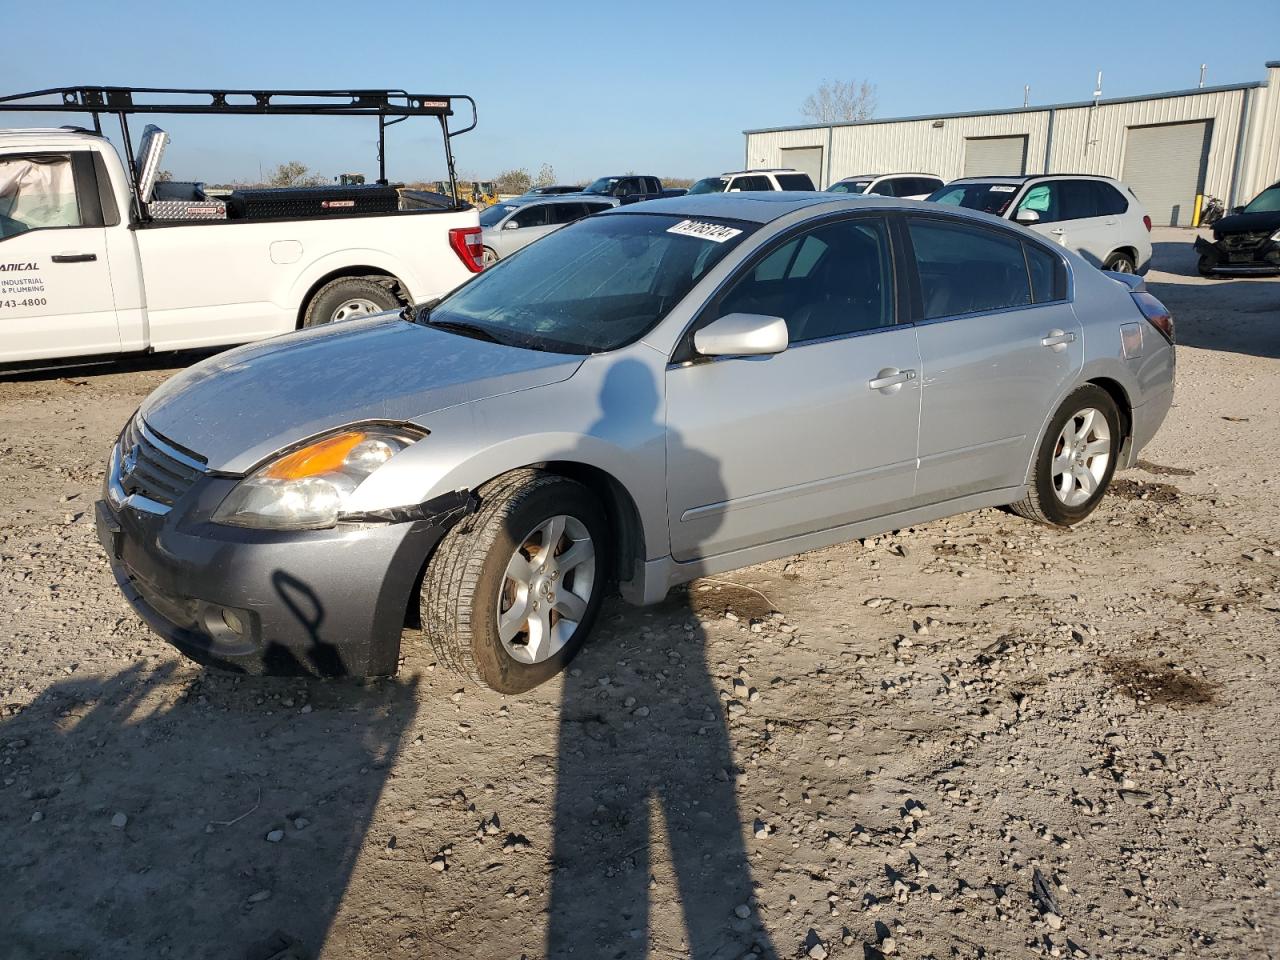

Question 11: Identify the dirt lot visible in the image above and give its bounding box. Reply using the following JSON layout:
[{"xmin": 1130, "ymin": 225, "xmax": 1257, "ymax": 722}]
[{"xmin": 2, "ymin": 227, "xmax": 1278, "ymax": 960}]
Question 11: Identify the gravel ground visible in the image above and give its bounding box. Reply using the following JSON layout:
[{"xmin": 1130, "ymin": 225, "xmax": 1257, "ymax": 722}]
[{"xmin": 2, "ymin": 227, "xmax": 1278, "ymax": 960}]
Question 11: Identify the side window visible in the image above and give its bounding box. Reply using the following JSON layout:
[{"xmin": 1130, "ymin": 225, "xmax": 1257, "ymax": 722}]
[
  {"xmin": 919, "ymin": 178, "xmax": 944, "ymax": 195},
  {"xmin": 713, "ymin": 217, "xmax": 895, "ymax": 343},
  {"xmin": 510, "ymin": 204, "xmax": 550, "ymax": 229},
  {"xmin": 868, "ymin": 179, "xmax": 897, "ymax": 197},
  {"xmin": 645, "ymin": 178, "xmax": 661, "ymax": 194},
  {"xmin": 1058, "ymin": 180, "xmax": 1100, "ymax": 220},
  {"xmin": 0, "ymin": 154, "xmax": 83, "ymax": 240},
  {"xmin": 1024, "ymin": 242, "xmax": 1066, "ymax": 303},
  {"xmin": 908, "ymin": 218, "xmax": 1032, "ymax": 319},
  {"xmin": 1016, "ymin": 182, "xmax": 1061, "ymax": 223},
  {"xmin": 548, "ymin": 202, "xmax": 585, "ymax": 225},
  {"xmin": 585, "ymin": 202, "xmax": 612, "ymax": 215},
  {"xmin": 1093, "ymin": 182, "xmax": 1129, "ymax": 216}
]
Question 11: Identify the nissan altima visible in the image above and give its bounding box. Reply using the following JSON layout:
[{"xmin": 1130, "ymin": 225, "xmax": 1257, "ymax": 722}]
[{"xmin": 97, "ymin": 193, "xmax": 1175, "ymax": 692}]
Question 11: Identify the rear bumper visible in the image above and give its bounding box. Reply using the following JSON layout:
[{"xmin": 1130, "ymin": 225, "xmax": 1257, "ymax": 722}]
[
  {"xmin": 1194, "ymin": 235, "xmax": 1280, "ymax": 274},
  {"xmin": 96, "ymin": 490, "xmax": 467, "ymax": 677}
]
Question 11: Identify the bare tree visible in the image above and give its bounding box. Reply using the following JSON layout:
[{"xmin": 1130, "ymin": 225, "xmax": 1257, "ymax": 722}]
[
  {"xmin": 534, "ymin": 163, "xmax": 557, "ymax": 187},
  {"xmin": 800, "ymin": 79, "xmax": 878, "ymax": 123},
  {"xmin": 495, "ymin": 168, "xmax": 532, "ymax": 195}
]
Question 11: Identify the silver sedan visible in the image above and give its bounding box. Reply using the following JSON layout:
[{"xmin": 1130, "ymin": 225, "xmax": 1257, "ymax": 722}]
[
  {"xmin": 98, "ymin": 193, "xmax": 1175, "ymax": 692},
  {"xmin": 478, "ymin": 194, "xmax": 617, "ymax": 266}
]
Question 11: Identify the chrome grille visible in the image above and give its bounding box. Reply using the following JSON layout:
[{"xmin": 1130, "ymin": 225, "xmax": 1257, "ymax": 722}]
[{"xmin": 117, "ymin": 418, "xmax": 207, "ymax": 508}]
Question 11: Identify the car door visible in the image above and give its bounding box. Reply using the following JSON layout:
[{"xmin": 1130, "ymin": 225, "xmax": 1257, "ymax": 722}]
[
  {"xmin": 495, "ymin": 202, "xmax": 554, "ymax": 256},
  {"xmin": 906, "ymin": 215, "xmax": 1082, "ymax": 503},
  {"xmin": 1015, "ymin": 179, "xmax": 1108, "ymax": 267},
  {"xmin": 0, "ymin": 150, "xmax": 120, "ymax": 364},
  {"xmin": 665, "ymin": 215, "xmax": 921, "ymax": 561}
]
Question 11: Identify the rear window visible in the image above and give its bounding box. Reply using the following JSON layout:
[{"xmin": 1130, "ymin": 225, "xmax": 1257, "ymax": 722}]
[
  {"xmin": 775, "ymin": 173, "xmax": 815, "ymax": 191},
  {"xmin": 907, "ymin": 217, "xmax": 1032, "ymax": 319},
  {"xmin": 829, "ymin": 180, "xmax": 872, "ymax": 194},
  {"xmin": 928, "ymin": 181, "xmax": 1018, "ymax": 216}
]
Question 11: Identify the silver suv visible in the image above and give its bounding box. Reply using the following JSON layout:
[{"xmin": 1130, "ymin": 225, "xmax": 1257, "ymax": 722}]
[{"xmin": 98, "ymin": 193, "xmax": 1175, "ymax": 692}]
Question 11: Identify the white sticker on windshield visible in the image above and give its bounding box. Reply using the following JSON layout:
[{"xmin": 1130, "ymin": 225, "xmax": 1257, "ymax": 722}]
[
  {"xmin": 988, "ymin": 185, "xmax": 1017, "ymax": 193},
  {"xmin": 667, "ymin": 219, "xmax": 743, "ymax": 243}
]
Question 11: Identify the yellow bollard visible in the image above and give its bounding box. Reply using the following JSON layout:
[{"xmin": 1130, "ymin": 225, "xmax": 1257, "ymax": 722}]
[{"xmin": 1192, "ymin": 194, "xmax": 1204, "ymax": 228}]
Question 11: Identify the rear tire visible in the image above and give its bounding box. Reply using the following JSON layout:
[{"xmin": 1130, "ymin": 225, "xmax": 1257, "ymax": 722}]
[
  {"xmin": 1103, "ymin": 252, "xmax": 1135, "ymax": 274},
  {"xmin": 302, "ymin": 276, "xmax": 400, "ymax": 328},
  {"xmin": 420, "ymin": 469, "xmax": 608, "ymax": 693},
  {"xmin": 1011, "ymin": 384, "xmax": 1122, "ymax": 528}
]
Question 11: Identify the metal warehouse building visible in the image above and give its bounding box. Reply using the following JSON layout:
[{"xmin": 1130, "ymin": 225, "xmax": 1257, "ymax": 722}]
[{"xmin": 744, "ymin": 60, "xmax": 1280, "ymax": 227}]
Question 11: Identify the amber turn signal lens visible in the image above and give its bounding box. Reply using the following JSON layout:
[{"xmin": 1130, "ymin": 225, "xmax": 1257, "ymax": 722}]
[{"xmin": 262, "ymin": 432, "xmax": 367, "ymax": 480}]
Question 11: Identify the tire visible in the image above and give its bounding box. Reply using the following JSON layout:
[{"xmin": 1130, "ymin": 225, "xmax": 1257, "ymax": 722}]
[
  {"xmin": 1011, "ymin": 384, "xmax": 1123, "ymax": 528},
  {"xmin": 1103, "ymin": 252, "xmax": 1135, "ymax": 274},
  {"xmin": 481, "ymin": 246, "xmax": 499, "ymax": 268},
  {"xmin": 1197, "ymin": 256, "xmax": 1217, "ymax": 278},
  {"xmin": 421, "ymin": 469, "xmax": 609, "ymax": 693},
  {"xmin": 302, "ymin": 276, "xmax": 400, "ymax": 328}
]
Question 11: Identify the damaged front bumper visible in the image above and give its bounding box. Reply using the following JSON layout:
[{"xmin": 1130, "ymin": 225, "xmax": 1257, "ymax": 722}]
[
  {"xmin": 1195, "ymin": 234, "xmax": 1280, "ymax": 275},
  {"xmin": 96, "ymin": 486, "xmax": 473, "ymax": 677}
]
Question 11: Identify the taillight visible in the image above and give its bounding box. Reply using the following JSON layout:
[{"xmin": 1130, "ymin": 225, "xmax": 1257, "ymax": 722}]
[
  {"xmin": 449, "ymin": 226, "xmax": 484, "ymax": 273},
  {"xmin": 1142, "ymin": 215, "xmax": 1152, "ymax": 232},
  {"xmin": 1132, "ymin": 290, "xmax": 1173, "ymax": 343}
]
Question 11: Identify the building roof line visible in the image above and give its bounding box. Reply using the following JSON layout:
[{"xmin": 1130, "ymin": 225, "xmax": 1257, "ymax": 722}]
[{"xmin": 743, "ymin": 79, "xmax": 1267, "ymax": 136}]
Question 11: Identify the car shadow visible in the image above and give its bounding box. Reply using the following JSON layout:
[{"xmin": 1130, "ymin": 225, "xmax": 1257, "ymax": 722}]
[
  {"xmin": 0, "ymin": 347, "xmax": 226, "ymax": 383},
  {"xmin": 546, "ymin": 358, "xmax": 777, "ymax": 959},
  {"xmin": 0, "ymin": 661, "xmax": 418, "ymax": 959}
]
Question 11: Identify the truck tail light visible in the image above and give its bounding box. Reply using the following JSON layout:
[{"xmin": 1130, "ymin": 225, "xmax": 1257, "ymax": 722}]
[
  {"xmin": 1142, "ymin": 215, "xmax": 1152, "ymax": 232},
  {"xmin": 1131, "ymin": 290, "xmax": 1173, "ymax": 343},
  {"xmin": 449, "ymin": 226, "xmax": 484, "ymax": 273}
]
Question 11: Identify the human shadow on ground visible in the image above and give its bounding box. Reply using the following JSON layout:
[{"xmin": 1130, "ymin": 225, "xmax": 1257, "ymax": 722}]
[
  {"xmin": 545, "ymin": 359, "xmax": 777, "ymax": 959},
  {"xmin": 0, "ymin": 660, "xmax": 417, "ymax": 959}
]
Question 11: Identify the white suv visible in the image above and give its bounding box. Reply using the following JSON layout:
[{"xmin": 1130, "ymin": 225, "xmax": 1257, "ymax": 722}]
[
  {"xmin": 827, "ymin": 173, "xmax": 944, "ymax": 200},
  {"xmin": 686, "ymin": 168, "xmax": 816, "ymax": 194},
  {"xmin": 929, "ymin": 175, "xmax": 1153, "ymax": 274}
]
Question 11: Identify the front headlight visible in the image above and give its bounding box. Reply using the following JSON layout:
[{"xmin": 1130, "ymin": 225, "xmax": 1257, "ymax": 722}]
[
  {"xmin": 1270, "ymin": 228, "xmax": 1280, "ymax": 242},
  {"xmin": 212, "ymin": 426, "xmax": 421, "ymax": 530}
]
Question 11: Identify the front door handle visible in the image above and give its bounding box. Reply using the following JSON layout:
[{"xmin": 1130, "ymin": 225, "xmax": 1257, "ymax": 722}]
[
  {"xmin": 51, "ymin": 253, "xmax": 97, "ymax": 263},
  {"xmin": 868, "ymin": 368, "xmax": 916, "ymax": 391},
  {"xmin": 1041, "ymin": 329, "xmax": 1077, "ymax": 351}
]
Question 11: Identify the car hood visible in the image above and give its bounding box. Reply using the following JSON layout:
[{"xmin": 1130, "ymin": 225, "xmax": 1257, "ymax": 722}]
[
  {"xmin": 138, "ymin": 315, "xmax": 584, "ymax": 474},
  {"xmin": 1213, "ymin": 209, "xmax": 1280, "ymax": 236}
]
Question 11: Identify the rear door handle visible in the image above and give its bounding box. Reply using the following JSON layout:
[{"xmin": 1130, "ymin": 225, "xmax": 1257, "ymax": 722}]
[
  {"xmin": 1041, "ymin": 330, "xmax": 1077, "ymax": 351},
  {"xmin": 51, "ymin": 253, "xmax": 97, "ymax": 263},
  {"xmin": 868, "ymin": 368, "xmax": 916, "ymax": 391}
]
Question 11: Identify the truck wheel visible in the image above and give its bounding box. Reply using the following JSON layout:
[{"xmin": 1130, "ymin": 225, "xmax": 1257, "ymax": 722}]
[
  {"xmin": 1011, "ymin": 384, "xmax": 1122, "ymax": 528},
  {"xmin": 421, "ymin": 469, "xmax": 608, "ymax": 694},
  {"xmin": 303, "ymin": 277, "xmax": 400, "ymax": 328}
]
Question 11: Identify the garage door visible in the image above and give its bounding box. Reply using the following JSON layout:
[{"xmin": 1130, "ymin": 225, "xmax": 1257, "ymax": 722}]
[
  {"xmin": 963, "ymin": 136, "xmax": 1028, "ymax": 177},
  {"xmin": 1122, "ymin": 121, "xmax": 1212, "ymax": 227},
  {"xmin": 780, "ymin": 146, "xmax": 824, "ymax": 188}
]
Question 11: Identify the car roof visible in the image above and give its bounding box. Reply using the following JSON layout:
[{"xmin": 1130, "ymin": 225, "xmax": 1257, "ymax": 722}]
[
  {"xmin": 0, "ymin": 127, "xmax": 106, "ymax": 148},
  {"xmin": 949, "ymin": 173, "xmax": 1123, "ymax": 185},
  {"xmin": 597, "ymin": 191, "xmax": 947, "ymax": 224},
  {"xmin": 837, "ymin": 172, "xmax": 941, "ymax": 181},
  {"xmin": 718, "ymin": 168, "xmax": 801, "ymax": 176}
]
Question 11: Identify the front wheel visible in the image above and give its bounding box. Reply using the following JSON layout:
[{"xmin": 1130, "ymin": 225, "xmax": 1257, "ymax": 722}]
[
  {"xmin": 1011, "ymin": 385, "xmax": 1122, "ymax": 527},
  {"xmin": 1197, "ymin": 255, "xmax": 1217, "ymax": 278},
  {"xmin": 420, "ymin": 470, "xmax": 608, "ymax": 693},
  {"xmin": 481, "ymin": 246, "xmax": 499, "ymax": 268},
  {"xmin": 302, "ymin": 276, "xmax": 400, "ymax": 328}
]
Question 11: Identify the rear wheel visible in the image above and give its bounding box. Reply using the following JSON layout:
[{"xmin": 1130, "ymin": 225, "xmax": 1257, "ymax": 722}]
[
  {"xmin": 1103, "ymin": 252, "xmax": 1135, "ymax": 274},
  {"xmin": 420, "ymin": 470, "xmax": 608, "ymax": 693},
  {"xmin": 302, "ymin": 277, "xmax": 400, "ymax": 328},
  {"xmin": 1011, "ymin": 384, "xmax": 1122, "ymax": 527}
]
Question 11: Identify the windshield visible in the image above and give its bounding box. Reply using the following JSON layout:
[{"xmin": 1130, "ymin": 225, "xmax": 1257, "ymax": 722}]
[
  {"xmin": 829, "ymin": 180, "xmax": 872, "ymax": 194},
  {"xmin": 583, "ymin": 177, "xmax": 619, "ymax": 195},
  {"xmin": 928, "ymin": 181, "xmax": 1018, "ymax": 215},
  {"xmin": 426, "ymin": 213, "xmax": 755, "ymax": 354},
  {"xmin": 1243, "ymin": 185, "xmax": 1280, "ymax": 214},
  {"xmin": 687, "ymin": 177, "xmax": 728, "ymax": 195},
  {"xmin": 479, "ymin": 204, "xmax": 519, "ymax": 227}
]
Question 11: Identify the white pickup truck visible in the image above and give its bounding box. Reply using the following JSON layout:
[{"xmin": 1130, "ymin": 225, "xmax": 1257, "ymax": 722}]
[{"xmin": 0, "ymin": 86, "xmax": 483, "ymax": 370}]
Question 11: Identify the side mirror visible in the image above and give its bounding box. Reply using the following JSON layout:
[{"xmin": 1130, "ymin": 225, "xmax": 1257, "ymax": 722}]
[
  {"xmin": 1014, "ymin": 208, "xmax": 1040, "ymax": 225},
  {"xmin": 504, "ymin": 220, "xmax": 520, "ymax": 230},
  {"xmin": 694, "ymin": 313, "xmax": 788, "ymax": 358},
  {"xmin": 1232, "ymin": 205, "xmax": 1245, "ymax": 214}
]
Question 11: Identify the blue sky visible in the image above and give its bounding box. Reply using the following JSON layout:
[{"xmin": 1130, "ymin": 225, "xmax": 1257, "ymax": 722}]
[{"xmin": 5, "ymin": 0, "xmax": 1279, "ymax": 184}]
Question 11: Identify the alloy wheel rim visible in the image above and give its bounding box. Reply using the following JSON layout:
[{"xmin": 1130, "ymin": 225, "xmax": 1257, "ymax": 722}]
[
  {"xmin": 1051, "ymin": 407, "xmax": 1112, "ymax": 507},
  {"xmin": 1112, "ymin": 258, "xmax": 1134, "ymax": 273},
  {"xmin": 497, "ymin": 514, "xmax": 595, "ymax": 665},
  {"xmin": 331, "ymin": 298, "xmax": 382, "ymax": 323},
  {"xmin": 482, "ymin": 248, "xmax": 498, "ymax": 267}
]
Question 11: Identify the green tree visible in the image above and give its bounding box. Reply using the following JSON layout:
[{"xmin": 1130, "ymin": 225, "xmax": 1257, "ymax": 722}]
[
  {"xmin": 496, "ymin": 168, "xmax": 533, "ymax": 195},
  {"xmin": 266, "ymin": 161, "xmax": 325, "ymax": 188}
]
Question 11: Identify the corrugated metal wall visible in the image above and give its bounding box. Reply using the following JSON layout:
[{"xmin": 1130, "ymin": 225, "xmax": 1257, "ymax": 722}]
[{"xmin": 745, "ymin": 64, "xmax": 1280, "ymax": 207}]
